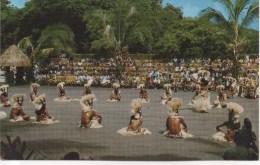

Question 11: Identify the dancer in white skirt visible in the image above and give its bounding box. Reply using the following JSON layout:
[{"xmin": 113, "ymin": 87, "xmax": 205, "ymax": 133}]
[
  {"xmin": 108, "ymin": 83, "xmax": 121, "ymax": 102},
  {"xmin": 161, "ymin": 84, "xmax": 172, "ymax": 104},
  {"xmin": 80, "ymin": 94, "xmax": 102, "ymax": 128},
  {"xmin": 189, "ymin": 78, "xmax": 212, "ymax": 112},
  {"xmin": 212, "ymin": 102, "xmax": 244, "ymax": 142},
  {"xmin": 30, "ymin": 83, "xmax": 40, "ymax": 102},
  {"xmin": 0, "ymin": 84, "xmax": 11, "ymax": 107},
  {"xmin": 82, "ymin": 83, "xmax": 93, "ymax": 96},
  {"xmin": 163, "ymin": 98, "xmax": 193, "ymax": 138},
  {"xmin": 213, "ymin": 85, "xmax": 227, "ymax": 108},
  {"xmin": 81, "ymin": 83, "xmax": 97, "ymax": 101},
  {"xmin": 117, "ymin": 99, "xmax": 151, "ymax": 136},
  {"xmin": 137, "ymin": 84, "xmax": 149, "ymax": 103},
  {"xmin": 32, "ymin": 94, "xmax": 58, "ymax": 124},
  {"xmin": 54, "ymin": 82, "xmax": 71, "ymax": 101}
]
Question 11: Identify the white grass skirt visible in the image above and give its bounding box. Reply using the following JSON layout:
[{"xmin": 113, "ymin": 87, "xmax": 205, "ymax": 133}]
[
  {"xmin": 32, "ymin": 118, "xmax": 60, "ymax": 125},
  {"xmin": 0, "ymin": 111, "xmax": 7, "ymax": 120},
  {"xmin": 163, "ymin": 129, "xmax": 193, "ymax": 139},
  {"xmin": 117, "ymin": 127, "xmax": 152, "ymax": 136}
]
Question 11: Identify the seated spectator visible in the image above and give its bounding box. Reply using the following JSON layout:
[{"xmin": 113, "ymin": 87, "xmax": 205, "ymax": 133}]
[{"xmin": 223, "ymin": 130, "xmax": 258, "ymax": 160}]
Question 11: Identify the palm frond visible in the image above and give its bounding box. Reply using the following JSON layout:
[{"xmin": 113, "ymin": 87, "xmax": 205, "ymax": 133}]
[
  {"xmin": 214, "ymin": 0, "xmax": 234, "ymax": 20},
  {"xmin": 233, "ymin": 0, "xmax": 251, "ymax": 24},
  {"xmin": 25, "ymin": 150, "xmax": 34, "ymax": 160},
  {"xmin": 17, "ymin": 37, "xmax": 34, "ymax": 53},
  {"xmin": 200, "ymin": 7, "xmax": 229, "ymax": 27},
  {"xmin": 241, "ymin": 0, "xmax": 259, "ymax": 28},
  {"xmin": 39, "ymin": 48, "xmax": 55, "ymax": 56}
]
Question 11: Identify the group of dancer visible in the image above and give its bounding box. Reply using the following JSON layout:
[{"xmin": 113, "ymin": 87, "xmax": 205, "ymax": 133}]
[
  {"xmin": 0, "ymin": 83, "xmax": 57, "ymax": 124},
  {"xmin": 0, "ymin": 68, "xmax": 258, "ymax": 146}
]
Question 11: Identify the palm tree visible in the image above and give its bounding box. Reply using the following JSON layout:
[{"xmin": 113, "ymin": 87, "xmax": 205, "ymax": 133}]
[
  {"xmin": 83, "ymin": 0, "xmax": 157, "ymax": 58},
  {"xmin": 18, "ymin": 23, "xmax": 76, "ymax": 82},
  {"xmin": 17, "ymin": 36, "xmax": 54, "ymax": 82},
  {"xmin": 200, "ymin": 0, "xmax": 259, "ymax": 59}
]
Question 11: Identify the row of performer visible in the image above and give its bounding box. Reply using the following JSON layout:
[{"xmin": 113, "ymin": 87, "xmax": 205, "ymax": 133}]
[{"xmin": 0, "ymin": 81, "xmax": 258, "ymax": 147}]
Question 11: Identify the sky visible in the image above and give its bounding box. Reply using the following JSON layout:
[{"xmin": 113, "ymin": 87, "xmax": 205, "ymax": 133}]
[{"xmin": 9, "ymin": 0, "xmax": 259, "ymax": 30}]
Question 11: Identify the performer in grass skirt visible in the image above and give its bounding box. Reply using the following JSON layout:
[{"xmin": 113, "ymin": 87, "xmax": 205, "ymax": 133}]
[
  {"xmin": 54, "ymin": 82, "xmax": 71, "ymax": 102},
  {"xmin": 161, "ymin": 84, "xmax": 172, "ymax": 104},
  {"xmin": 30, "ymin": 83, "xmax": 40, "ymax": 102},
  {"xmin": 81, "ymin": 83, "xmax": 97, "ymax": 101},
  {"xmin": 117, "ymin": 99, "xmax": 151, "ymax": 136},
  {"xmin": 213, "ymin": 85, "xmax": 227, "ymax": 108},
  {"xmin": 137, "ymin": 84, "xmax": 149, "ymax": 103},
  {"xmin": 107, "ymin": 83, "xmax": 121, "ymax": 102},
  {"xmin": 0, "ymin": 84, "xmax": 11, "ymax": 107},
  {"xmin": 80, "ymin": 94, "xmax": 102, "ymax": 128},
  {"xmin": 82, "ymin": 83, "xmax": 92, "ymax": 96},
  {"xmin": 212, "ymin": 102, "xmax": 243, "ymax": 142},
  {"xmin": 225, "ymin": 76, "xmax": 238, "ymax": 98},
  {"xmin": 163, "ymin": 98, "xmax": 193, "ymax": 138},
  {"xmin": 32, "ymin": 94, "xmax": 58, "ymax": 124},
  {"xmin": 189, "ymin": 78, "xmax": 212, "ymax": 113},
  {"xmin": 10, "ymin": 94, "xmax": 34, "ymax": 122}
]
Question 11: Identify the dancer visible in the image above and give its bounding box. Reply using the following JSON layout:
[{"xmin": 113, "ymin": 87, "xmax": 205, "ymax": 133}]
[
  {"xmin": 212, "ymin": 102, "xmax": 244, "ymax": 142},
  {"xmin": 30, "ymin": 83, "xmax": 40, "ymax": 102},
  {"xmin": 163, "ymin": 98, "xmax": 193, "ymax": 138},
  {"xmin": 82, "ymin": 83, "xmax": 93, "ymax": 96},
  {"xmin": 161, "ymin": 84, "xmax": 172, "ymax": 104},
  {"xmin": 0, "ymin": 84, "xmax": 11, "ymax": 107},
  {"xmin": 117, "ymin": 99, "xmax": 151, "ymax": 136},
  {"xmin": 137, "ymin": 84, "xmax": 149, "ymax": 103},
  {"xmin": 189, "ymin": 77, "xmax": 212, "ymax": 113},
  {"xmin": 54, "ymin": 82, "xmax": 71, "ymax": 101},
  {"xmin": 80, "ymin": 94, "xmax": 102, "ymax": 128},
  {"xmin": 213, "ymin": 85, "xmax": 227, "ymax": 108},
  {"xmin": 225, "ymin": 76, "xmax": 238, "ymax": 98},
  {"xmin": 108, "ymin": 83, "xmax": 121, "ymax": 102},
  {"xmin": 10, "ymin": 94, "xmax": 32, "ymax": 122},
  {"xmin": 32, "ymin": 94, "xmax": 58, "ymax": 124}
]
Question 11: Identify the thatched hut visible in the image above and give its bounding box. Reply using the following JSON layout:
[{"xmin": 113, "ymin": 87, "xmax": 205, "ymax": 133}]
[
  {"xmin": 0, "ymin": 45, "xmax": 31, "ymax": 67},
  {"xmin": 0, "ymin": 45, "xmax": 31, "ymax": 85}
]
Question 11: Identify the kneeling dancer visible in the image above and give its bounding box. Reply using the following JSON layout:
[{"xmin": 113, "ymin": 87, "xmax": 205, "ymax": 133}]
[
  {"xmin": 10, "ymin": 94, "xmax": 32, "ymax": 122},
  {"xmin": 33, "ymin": 94, "xmax": 58, "ymax": 124},
  {"xmin": 212, "ymin": 102, "xmax": 243, "ymax": 142},
  {"xmin": 161, "ymin": 84, "xmax": 172, "ymax": 104},
  {"xmin": 30, "ymin": 83, "xmax": 40, "ymax": 102},
  {"xmin": 54, "ymin": 82, "xmax": 71, "ymax": 101},
  {"xmin": 117, "ymin": 99, "xmax": 151, "ymax": 136},
  {"xmin": 213, "ymin": 85, "xmax": 227, "ymax": 108},
  {"xmin": 80, "ymin": 94, "xmax": 102, "ymax": 128},
  {"xmin": 0, "ymin": 84, "xmax": 11, "ymax": 107},
  {"xmin": 138, "ymin": 84, "xmax": 149, "ymax": 103},
  {"xmin": 108, "ymin": 83, "xmax": 121, "ymax": 102},
  {"xmin": 163, "ymin": 98, "xmax": 193, "ymax": 138}
]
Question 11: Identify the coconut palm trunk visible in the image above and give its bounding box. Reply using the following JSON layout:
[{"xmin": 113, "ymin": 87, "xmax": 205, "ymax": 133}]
[{"xmin": 200, "ymin": 0, "xmax": 259, "ymax": 60}]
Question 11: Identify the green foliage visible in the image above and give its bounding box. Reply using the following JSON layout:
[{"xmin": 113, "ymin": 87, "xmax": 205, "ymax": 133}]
[
  {"xmin": 200, "ymin": 0, "xmax": 259, "ymax": 59},
  {"xmin": 37, "ymin": 23, "xmax": 76, "ymax": 55},
  {"xmin": 1, "ymin": 0, "xmax": 258, "ymax": 61}
]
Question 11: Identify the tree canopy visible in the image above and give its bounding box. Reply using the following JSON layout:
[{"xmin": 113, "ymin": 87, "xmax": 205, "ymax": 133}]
[{"xmin": 1, "ymin": 0, "xmax": 258, "ymax": 59}]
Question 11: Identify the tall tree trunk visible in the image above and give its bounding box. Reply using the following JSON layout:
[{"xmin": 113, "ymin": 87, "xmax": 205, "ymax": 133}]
[{"xmin": 234, "ymin": 25, "xmax": 239, "ymax": 60}]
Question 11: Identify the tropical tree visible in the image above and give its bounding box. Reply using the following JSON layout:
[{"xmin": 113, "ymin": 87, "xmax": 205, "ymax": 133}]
[
  {"xmin": 17, "ymin": 23, "xmax": 76, "ymax": 82},
  {"xmin": 17, "ymin": 37, "xmax": 53, "ymax": 82},
  {"xmin": 83, "ymin": 0, "xmax": 160, "ymax": 57},
  {"xmin": 200, "ymin": 0, "xmax": 259, "ymax": 59}
]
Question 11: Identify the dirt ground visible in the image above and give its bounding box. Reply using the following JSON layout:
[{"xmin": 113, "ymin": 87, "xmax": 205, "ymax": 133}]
[{"xmin": 0, "ymin": 86, "xmax": 259, "ymax": 160}]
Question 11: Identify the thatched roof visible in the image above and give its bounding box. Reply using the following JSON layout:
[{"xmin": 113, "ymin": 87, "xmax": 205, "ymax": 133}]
[{"xmin": 0, "ymin": 45, "xmax": 31, "ymax": 67}]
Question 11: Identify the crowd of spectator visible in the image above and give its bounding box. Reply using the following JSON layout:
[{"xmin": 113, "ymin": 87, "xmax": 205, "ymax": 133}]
[{"xmin": 30, "ymin": 55, "xmax": 258, "ymax": 89}]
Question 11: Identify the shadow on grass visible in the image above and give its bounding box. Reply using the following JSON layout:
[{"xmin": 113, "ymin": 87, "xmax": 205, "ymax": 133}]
[{"xmin": 99, "ymin": 154, "xmax": 200, "ymax": 161}]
